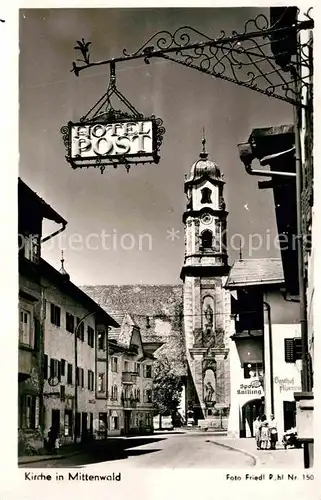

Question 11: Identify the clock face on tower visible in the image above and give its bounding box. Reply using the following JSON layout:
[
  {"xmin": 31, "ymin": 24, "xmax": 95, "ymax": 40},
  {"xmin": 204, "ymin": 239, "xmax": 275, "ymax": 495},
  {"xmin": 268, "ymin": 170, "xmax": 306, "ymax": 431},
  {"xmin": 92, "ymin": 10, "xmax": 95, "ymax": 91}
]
[{"xmin": 201, "ymin": 213, "xmax": 213, "ymax": 225}]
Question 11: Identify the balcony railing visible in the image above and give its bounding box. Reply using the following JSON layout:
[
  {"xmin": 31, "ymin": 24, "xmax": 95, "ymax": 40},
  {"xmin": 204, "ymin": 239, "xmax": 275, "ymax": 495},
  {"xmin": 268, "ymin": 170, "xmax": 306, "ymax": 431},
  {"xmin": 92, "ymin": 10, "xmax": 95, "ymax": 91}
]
[
  {"xmin": 122, "ymin": 371, "xmax": 138, "ymax": 384},
  {"xmin": 122, "ymin": 397, "xmax": 137, "ymax": 408}
]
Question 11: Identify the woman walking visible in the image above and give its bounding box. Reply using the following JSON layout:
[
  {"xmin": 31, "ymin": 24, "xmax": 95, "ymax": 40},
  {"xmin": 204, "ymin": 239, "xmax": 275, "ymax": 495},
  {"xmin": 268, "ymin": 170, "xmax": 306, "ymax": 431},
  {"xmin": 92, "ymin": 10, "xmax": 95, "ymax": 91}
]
[{"xmin": 260, "ymin": 415, "xmax": 270, "ymax": 450}]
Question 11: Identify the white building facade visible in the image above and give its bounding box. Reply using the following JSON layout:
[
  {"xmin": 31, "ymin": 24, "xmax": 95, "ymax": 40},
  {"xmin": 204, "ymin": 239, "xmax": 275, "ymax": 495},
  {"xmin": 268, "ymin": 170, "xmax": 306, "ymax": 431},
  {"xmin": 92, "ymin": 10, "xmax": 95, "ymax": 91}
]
[{"xmin": 226, "ymin": 258, "xmax": 302, "ymax": 438}]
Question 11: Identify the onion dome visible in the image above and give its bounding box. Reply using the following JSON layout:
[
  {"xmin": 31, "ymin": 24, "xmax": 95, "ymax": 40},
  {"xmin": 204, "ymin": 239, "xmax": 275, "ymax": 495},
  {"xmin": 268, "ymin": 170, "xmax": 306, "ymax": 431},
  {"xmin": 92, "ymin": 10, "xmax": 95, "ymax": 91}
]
[
  {"xmin": 185, "ymin": 133, "xmax": 222, "ymax": 183},
  {"xmin": 59, "ymin": 250, "xmax": 70, "ymax": 281}
]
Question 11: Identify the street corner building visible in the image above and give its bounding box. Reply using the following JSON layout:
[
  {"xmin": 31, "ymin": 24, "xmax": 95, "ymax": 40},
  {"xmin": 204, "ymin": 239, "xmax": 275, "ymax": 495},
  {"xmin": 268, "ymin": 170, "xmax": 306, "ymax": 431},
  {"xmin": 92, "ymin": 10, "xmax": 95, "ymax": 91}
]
[
  {"xmin": 18, "ymin": 178, "xmax": 120, "ymax": 455},
  {"xmin": 225, "ymin": 258, "xmax": 302, "ymax": 438}
]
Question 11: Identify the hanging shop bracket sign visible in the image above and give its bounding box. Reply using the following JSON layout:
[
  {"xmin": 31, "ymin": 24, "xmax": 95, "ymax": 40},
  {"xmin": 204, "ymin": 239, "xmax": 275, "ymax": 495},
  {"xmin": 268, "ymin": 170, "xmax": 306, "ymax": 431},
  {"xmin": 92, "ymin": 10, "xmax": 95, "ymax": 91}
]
[
  {"xmin": 61, "ymin": 60, "xmax": 165, "ymax": 173},
  {"xmin": 65, "ymin": 117, "xmax": 163, "ymax": 170}
]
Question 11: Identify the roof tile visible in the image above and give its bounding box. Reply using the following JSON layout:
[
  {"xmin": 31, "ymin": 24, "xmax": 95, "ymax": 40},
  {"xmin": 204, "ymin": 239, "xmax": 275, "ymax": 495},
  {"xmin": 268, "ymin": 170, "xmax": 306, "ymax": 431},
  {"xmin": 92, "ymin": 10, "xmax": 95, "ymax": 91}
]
[{"xmin": 226, "ymin": 258, "xmax": 284, "ymax": 288}]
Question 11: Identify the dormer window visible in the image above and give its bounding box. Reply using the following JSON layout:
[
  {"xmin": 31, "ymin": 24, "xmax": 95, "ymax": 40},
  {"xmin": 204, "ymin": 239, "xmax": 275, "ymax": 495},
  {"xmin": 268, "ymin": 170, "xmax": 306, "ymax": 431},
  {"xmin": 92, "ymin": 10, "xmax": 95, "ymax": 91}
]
[
  {"xmin": 201, "ymin": 230, "xmax": 213, "ymax": 249},
  {"xmin": 201, "ymin": 188, "xmax": 212, "ymax": 204}
]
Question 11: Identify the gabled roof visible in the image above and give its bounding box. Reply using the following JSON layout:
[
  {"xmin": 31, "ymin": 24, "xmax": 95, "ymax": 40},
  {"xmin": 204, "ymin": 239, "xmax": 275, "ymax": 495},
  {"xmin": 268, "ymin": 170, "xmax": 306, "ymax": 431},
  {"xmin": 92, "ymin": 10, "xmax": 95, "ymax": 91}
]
[
  {"xmin": 18, "ymin": 178, "xmax": 67, "ymax": 226},
  {"xmin": 40, "ymin": 259, "xmax": 119, "ymax": 327},
  {"xmin": 117, "ymin": 313, "xmax": 140, "ymax": 349},
  {"xmin": 225, "ymin": 258, "xmax": 284, "ymax": 289},
  {"xmin": 108, "ymin": 313, "xmax": 163, "ymax": 353},
  {"xmin": 108, "ymin": 313, "xmax": 162, "ymax": 357}
]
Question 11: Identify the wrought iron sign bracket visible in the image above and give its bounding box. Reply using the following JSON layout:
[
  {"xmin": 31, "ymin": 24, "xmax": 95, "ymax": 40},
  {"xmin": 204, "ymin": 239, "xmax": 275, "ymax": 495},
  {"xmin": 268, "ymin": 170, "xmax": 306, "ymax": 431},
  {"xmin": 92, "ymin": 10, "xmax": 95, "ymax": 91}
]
[
  {"xmin": 70, "ymin": 10, "xmax": 313, "ymax": 109},
  {"xmin": 62, "ymin": 56, "xmax": 165, "ymax": 172},
  {"xmin": 64, "ymin": 9, "xmax": 313, "ymax": 172}
]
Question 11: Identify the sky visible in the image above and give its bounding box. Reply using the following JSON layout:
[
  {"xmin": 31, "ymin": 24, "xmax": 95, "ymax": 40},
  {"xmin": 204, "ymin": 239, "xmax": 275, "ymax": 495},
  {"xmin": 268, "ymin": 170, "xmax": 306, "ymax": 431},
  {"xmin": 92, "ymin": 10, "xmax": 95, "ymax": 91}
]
[{"xmin": 19, "ymin": 7, "xmax": 294, "ymax": 286}]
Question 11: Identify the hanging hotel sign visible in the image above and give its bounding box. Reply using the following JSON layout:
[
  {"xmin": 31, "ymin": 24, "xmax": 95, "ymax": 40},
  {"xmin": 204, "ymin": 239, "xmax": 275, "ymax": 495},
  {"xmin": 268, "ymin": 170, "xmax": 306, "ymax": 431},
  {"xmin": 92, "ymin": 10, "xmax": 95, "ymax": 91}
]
[
  {"xmin": 63, "ymin": 54, "xmax": 165, "ymax": 172},
  {"xmin": 61, "ymin": 116, "xmax": 165, "ymax": 172}
]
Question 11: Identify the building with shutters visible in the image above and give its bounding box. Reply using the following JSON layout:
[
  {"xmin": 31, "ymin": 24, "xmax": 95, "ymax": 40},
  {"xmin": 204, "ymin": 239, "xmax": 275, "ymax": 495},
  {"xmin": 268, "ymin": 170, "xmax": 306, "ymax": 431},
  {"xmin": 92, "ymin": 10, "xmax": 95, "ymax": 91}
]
[
  {"xmin": 235, "ymin": 7, "xmax": 314, "ymax": 465},
  {"xmin": 225, "ymin": 258, "xmax": 302, "ymax": 438},
  {"xmin": 238, "ymin": 120, "xmax": 314, "ymax": 463},
  {"xmin": 41, "ymin": 258, "xmax": 118, "ymax": 446},
  {"xmin": 18, "ymin": 178, "xmax": 118, "ymax": 454},
  {"xmin": 18, "ymin": 178, "xmax": 67, "ymax": 454},
  {"xmin": 81, "ymin": 284, "xmax": 187, "ymax": 423},
  {"xmin": 96, "ymin": 314, "xmax": 160, "ymax": 437}
]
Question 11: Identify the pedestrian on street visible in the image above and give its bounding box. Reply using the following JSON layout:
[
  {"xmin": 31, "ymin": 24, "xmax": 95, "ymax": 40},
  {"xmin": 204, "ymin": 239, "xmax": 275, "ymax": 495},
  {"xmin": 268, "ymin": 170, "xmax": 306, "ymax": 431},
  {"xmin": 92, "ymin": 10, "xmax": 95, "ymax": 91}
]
[
  {"xmin": 269, "ymin": 414, "xmax": 278, "ymax": 450},
  {"xmin": 253, "ymin": 416, "xmax": 261, "ymax": 450},
  {"xmin": 259, "ymin": 416, "xmax": 270, "ymax": 450},
  {"xmin": 48, "ymin": 426, "xmax": 59, "ymax": 454}
]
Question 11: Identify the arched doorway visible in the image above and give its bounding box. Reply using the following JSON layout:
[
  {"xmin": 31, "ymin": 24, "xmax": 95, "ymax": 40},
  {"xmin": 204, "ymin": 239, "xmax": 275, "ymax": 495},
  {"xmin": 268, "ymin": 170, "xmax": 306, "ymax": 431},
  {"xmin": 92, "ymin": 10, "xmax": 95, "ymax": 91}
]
[{"xmin": 240, "ymin": 398, "xmax": 263, "ymax": 438}]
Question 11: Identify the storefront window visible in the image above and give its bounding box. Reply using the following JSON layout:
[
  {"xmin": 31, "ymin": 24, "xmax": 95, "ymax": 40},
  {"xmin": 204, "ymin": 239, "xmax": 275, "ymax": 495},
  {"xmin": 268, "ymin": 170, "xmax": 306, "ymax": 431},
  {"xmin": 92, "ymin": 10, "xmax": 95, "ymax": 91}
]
[
  {"xmin": 112, "ymin": 416, "xmax": 119, "ymax": 430},
  {"xmin": 99, "ymin": 412, "xmax": 107, "ymax": 435},
  {"xmin": 243, "ymin": 363, "xmax": 263, "ymax": 379},
  {"xmin": 64, "ymin": 410, "xmax": 73, "ymax": 436}
]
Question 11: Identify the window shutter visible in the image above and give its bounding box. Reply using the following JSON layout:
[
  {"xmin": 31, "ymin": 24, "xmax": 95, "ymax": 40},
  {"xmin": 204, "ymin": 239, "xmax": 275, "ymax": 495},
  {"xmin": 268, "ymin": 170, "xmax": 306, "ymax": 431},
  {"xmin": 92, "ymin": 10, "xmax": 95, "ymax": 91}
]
[
  {"xmin": 35, "ymin": 397, "xmax": 39, "ymax": 428},
  {"xmin": 31, "ymin": 396, "xmax": 36, "ymax": 429},
  {"xmin": 67, "ymin": 363, "xmax": 72, "ymax": 384},
  {"xmin": 50, "ymin": 358, "xmax": 55, "ymax": 378},
  {"xmin": 50, "ymin": 304, "xmax": 55, "ymax": 324},
  {"xmin": 307, "ymin": 353, "xmax": 314, "ymax": 390},
  {"xmin": 33, "ymin": 318, "xmax": 39, "ymax": 351},
  {"xmin": 294, "ymin": 338, "xmax": 303, "ymax": 360},
  {"xmin": 57, "ymin": 307, "xmax": 61, "ymax": 327},
  {"xmin": 57, "ymin": 361, "xmax": 61, "ymax": 381},
  {"xmin": 284, "ymin": 338, "xmax": 295, "ymax": 363},
  {"xmin": 61, "ymin": 359, "xmax": 65, "ymax": 376},
  {"xmin": 44, "ymin": 354, "xmax": 48, "ymax": 380}
]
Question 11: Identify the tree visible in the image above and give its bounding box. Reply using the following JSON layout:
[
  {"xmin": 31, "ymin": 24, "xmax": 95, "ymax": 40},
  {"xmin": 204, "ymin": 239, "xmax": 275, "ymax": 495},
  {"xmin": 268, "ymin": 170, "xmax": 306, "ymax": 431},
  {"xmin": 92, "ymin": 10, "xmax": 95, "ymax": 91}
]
[{"xmin": 153, "ymin": 355, "xmax": 183, "ymax": 428}]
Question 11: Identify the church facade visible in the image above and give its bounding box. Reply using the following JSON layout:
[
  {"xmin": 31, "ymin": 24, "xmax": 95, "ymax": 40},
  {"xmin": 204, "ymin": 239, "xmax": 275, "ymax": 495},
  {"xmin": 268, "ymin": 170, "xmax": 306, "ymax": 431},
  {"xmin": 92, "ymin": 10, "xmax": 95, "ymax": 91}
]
[{"xmin": 180, "ymin": 139, "xmax": 232, "ymax": 428}]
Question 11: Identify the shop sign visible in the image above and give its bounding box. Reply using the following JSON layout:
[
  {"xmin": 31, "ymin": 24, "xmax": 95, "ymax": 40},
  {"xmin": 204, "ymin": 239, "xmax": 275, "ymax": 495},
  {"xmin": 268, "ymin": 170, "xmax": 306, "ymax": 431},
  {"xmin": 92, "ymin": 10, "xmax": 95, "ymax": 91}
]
[
  {"xmin": 237, "ymin": 379, "xmax": 264, "ymax": 396},
  {"xmin": 61, "ymin": 116, "xmax": 165, "ymax": 170},
  {"xmin": 274, "ymin": 376, "xmax": 301, "ymax": 393}
]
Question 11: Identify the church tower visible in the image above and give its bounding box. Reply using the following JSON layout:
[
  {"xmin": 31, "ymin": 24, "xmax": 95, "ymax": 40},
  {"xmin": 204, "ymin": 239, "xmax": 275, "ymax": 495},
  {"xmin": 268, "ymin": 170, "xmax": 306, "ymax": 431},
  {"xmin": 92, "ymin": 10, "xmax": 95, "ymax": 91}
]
[{"xmin": 181, "ymin": 135, "xmax": 231, "ymax": 425}]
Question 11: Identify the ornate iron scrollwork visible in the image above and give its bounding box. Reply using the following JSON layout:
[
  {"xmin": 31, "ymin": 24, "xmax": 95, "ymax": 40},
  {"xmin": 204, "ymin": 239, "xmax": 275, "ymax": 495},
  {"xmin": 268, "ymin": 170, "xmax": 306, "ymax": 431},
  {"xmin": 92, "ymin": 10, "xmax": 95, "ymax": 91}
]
[
  {"xmin": 71, "ymin": 10, "xmax": 313, "ymax": 108},
  {"xmin": 62, "ymin": 59, "xmax": 166, "ymax": 171}
]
